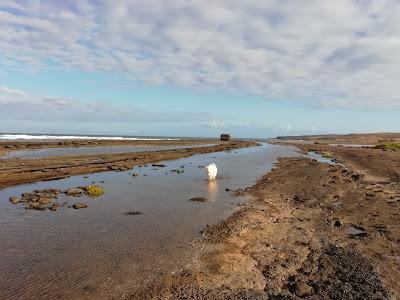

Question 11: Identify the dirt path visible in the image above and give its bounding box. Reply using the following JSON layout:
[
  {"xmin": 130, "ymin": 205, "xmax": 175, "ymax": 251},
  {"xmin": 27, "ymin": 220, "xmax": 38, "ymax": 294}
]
[
  {"xmin": 128, "ymin": 145, "xmax": 400, "ymax": 299},
  {"xmin": 0, "ymin": 140, "xmax": 257, "ymax": 189}
]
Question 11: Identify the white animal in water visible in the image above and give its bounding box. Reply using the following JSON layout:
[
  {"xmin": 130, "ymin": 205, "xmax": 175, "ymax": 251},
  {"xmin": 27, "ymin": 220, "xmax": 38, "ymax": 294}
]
[{"xmin": 205, "ymin": 163, "xmax": 218, "ymax": 180}]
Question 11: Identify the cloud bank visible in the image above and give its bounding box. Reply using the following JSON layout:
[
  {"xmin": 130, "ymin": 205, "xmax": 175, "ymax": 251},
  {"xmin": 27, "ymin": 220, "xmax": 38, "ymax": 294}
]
[
  {"xmin": 1, "ymin": 0, "xmax": 400, "ymax": 108},
  {"xmin": 0, "ymin": 85, "xmax": 222, "ymax": 124}
]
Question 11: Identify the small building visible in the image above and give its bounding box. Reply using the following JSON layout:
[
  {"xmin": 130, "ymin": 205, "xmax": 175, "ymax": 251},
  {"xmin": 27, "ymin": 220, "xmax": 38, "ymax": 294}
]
[{"xmin": 220, "ymin": 133, "xmax": 232, "ymax": 141}]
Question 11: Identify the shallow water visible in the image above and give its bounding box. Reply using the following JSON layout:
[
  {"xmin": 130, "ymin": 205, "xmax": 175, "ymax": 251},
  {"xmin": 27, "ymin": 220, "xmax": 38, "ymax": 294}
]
[
  {"xmin": 1, "ymin": 144, "xmax": 216, "ymax": 159},
  {"xmin": 0, "ymin": 143, "xmax": 327, "ymax": 299}
]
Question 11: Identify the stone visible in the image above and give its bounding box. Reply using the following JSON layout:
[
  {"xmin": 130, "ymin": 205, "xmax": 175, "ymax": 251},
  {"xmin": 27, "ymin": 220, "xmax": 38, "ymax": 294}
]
[
  {"xmin": 65, "ymin": 187, "xmax": 83, "ymax": 197},
  {"xmin": 9, "ymin": 196, "xmax": 20, "ymax": 204},
  {"xmin": 189, "ymin": 197, "xmax": 208, "ymax": 202},
  {"xmin": 72, "ymin": 203, "xmax": 88, "ymax": 209}
]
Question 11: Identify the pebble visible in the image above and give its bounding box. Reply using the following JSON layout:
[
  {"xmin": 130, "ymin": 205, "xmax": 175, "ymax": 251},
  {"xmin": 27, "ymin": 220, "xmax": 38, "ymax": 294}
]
[
  {"xmin": 65, "ymin": 187, "xmax": 84, "ymax": 197},
  {"xmin": 72, "ymin": 203, "xmax": 88, "ymax": 209}
]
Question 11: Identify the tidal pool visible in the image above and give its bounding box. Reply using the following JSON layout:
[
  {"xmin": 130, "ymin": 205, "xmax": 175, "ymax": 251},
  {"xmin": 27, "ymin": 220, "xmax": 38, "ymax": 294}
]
[{"xmin": 0, "ymin": 143, "xmax": 324, "ymax": 299}]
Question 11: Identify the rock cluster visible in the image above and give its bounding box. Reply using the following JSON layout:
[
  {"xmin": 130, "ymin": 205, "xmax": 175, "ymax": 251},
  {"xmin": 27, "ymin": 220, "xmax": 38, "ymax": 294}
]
[
  {"xmin": 9, "ymin": 188, "xmax": 61, "ymax": 211},
  {"xmin": 8, "ymin": 185, "xmax": 105, "ymax": 212}
]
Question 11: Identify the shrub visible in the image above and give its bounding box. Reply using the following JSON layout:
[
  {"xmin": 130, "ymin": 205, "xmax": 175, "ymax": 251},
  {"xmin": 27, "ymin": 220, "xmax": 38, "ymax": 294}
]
[{"xmin": 83, "ymin": 185, "xmax": 105, "ymax": 197}]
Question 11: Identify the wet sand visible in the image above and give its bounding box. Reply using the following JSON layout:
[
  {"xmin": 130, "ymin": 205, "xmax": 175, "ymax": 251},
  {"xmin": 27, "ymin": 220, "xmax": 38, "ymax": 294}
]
[
  {"xmin": 0, "ymin": 140, "xmax": 256, "ymax": 189},
  {"xmin": 129, "ymin": 135, "xmax": 400, "ymax": 299}
]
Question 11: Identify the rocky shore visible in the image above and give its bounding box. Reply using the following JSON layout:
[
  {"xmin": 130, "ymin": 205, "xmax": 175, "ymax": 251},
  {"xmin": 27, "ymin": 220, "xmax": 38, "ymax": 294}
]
[{"xmin": 127, "ymin": 138, "xmax": 400, "ymax": 299}]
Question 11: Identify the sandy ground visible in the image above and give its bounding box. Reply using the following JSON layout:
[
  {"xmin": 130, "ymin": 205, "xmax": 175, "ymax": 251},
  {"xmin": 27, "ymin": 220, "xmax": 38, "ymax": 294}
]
[
  {"xmin": 0, "ymin": 140, "xmax": 257, "ymax": 189},
  {"xmin": 126, "ymin": 135, "xmax": 400, "ymax": 299}
]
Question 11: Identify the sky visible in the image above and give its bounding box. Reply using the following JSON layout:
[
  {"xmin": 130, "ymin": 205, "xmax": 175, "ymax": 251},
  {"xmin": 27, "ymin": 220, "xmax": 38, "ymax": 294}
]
[{"xmin": 0, "ymin": 0, "xmax": 400, "ymax": 138}]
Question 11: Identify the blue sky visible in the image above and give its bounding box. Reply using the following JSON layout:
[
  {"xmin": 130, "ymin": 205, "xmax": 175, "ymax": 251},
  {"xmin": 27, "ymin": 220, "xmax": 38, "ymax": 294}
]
[{"xmin": 1, "ymin": 1, "xmax": 400, "ymax": 138}]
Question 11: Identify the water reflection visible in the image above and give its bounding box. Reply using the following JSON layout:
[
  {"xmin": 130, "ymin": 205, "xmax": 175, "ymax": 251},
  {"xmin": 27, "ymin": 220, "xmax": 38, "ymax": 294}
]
[{"xmin": 206, "ymin": 179, "xmax": 219, "ymax": 202}]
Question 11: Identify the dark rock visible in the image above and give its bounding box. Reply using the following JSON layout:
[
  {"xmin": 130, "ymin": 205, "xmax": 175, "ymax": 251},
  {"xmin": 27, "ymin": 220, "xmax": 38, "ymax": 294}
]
[
  {"xmin": 189, "ymin": 197, "xmax": 208, "ymax": 202},
  {"xmin": 124, "ymin": 211, "xmax": 142, "ymax": 215},
  {"xmin": 152, "ymin": 164, "xmax": 166, "ymax": 167},
  {"xmin": 72, "ymin": 203, "xmax": 88, "ymax": 209}
]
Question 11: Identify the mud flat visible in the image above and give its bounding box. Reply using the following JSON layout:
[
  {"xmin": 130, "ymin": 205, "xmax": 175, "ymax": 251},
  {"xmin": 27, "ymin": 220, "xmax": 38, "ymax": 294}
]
[
  {"xmin": 129, "ymin": 137, "xmax": 400, "ymax": 299},
  {"xmin": 0, "ymin": 140, "xmax": 256, "ymax": 189}
]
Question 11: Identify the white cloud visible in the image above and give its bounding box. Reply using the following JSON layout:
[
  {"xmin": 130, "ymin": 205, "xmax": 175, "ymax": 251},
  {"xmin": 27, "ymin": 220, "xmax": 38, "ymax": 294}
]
[
  {"xmin": 0, "ymin": 85, "xmax": 224, "ymax": 123},
  {"xmin": 1, "ymin": 1, "xmax": 400, "ymax": 107}
]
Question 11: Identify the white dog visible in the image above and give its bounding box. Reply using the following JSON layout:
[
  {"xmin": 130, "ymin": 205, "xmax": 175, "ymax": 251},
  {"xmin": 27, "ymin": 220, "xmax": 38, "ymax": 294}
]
[{"xmin": 205, "ymin": 163, "xmax": 217, "ymax": 180}]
